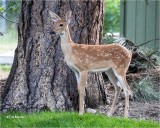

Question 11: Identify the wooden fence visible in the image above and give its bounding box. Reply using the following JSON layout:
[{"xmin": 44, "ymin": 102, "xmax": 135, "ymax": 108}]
[{"xmin": 120, "ymin": 0, "xmax": 159, "ymax": 49}]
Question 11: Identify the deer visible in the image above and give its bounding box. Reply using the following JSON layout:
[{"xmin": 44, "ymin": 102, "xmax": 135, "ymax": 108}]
[{"xmin": 49, "ymin": 10, "xmax": 132, "ymax": 118}]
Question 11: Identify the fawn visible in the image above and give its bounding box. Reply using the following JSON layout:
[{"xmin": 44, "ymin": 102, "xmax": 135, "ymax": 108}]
[{"xmin": 49, "ymin": 11, "xmax": 132, "ymax": 118}]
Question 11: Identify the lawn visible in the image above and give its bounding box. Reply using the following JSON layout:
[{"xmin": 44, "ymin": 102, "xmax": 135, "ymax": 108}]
[
  {"xmin": 0, "ymin": 64, "xmax": 11, "ymax": 79},
  {"xmin": 1, "ymin": 111, "xmax": 159, "ymax": 128}
]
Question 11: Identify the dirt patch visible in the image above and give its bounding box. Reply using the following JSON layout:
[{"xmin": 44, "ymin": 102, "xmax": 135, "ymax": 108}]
[
  {"xmin": 100, "ymin": 67, "xmax": 160, "ymax": 121},
  {"xmin": 97, "ymin": 100, "xmax": 159, "ymax": 121},
  {"xmin": 0, "ymin": 71, "xmax": 9, "ymax": 80}
]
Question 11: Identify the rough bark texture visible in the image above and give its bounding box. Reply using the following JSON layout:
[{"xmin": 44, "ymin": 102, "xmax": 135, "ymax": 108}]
[{"xmin": 1, "ymin": 0, "xmax": 106, "ymax": 112}]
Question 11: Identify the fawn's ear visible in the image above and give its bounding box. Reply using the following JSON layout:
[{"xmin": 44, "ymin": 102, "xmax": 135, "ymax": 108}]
[
  {"xmin": 65, "ymin": 11, "xmax": 72, "ymax": 24},
  {"xmin": 49, "ymin": 11, "xmax": 61, "ymax": 22}
]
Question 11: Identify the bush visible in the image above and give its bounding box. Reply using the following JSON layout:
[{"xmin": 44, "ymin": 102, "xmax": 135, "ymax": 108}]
[
  {"xmin": 104, "ymin": 0, "xmax": 120, "ymax": 34},
  {"xmin": 102, "ymin": 33, "xmax": 116, "ymax": 44}
]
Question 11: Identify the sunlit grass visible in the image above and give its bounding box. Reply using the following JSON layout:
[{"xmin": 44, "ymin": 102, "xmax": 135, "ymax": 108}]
[
  {"xmin": 0, "ymin": 64, "xmax": 11, "ymax": 72},
  {"xmin": 1, "ymin": 111, "xmax": 159, "ymax": 128},
  {"xmin": 0, "ymin": 64, "xmax": 11, "ymax": 79}
]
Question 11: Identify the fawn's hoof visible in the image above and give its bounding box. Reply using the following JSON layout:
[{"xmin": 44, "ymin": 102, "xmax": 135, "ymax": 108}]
[
  {"xmin": 107, "ymin": 112, "xmax": 112, "ymax": 117},
  {"xmin": 79, "ymin": 112, "xmax": 84, "ymax": 115},
  {"xmin": 124, "ymin": 114, "xmax": 128, "ymax": 118},
  {"xmin": 86, "ymin": 108, "xmax": 97, "ymax": 114}
]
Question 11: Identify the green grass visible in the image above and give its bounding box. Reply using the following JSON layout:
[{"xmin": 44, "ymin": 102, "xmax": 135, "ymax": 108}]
[
  {"xmin": 1, "ymin": 111, "xmax": 159, "ymax": 128},
  {"xmin": 0, "ymin": 64, "xmax": 11, "ymax": 72},
  {"xmin": 0, "ymin": 64, "xmax": 11, "ymax": 79}
]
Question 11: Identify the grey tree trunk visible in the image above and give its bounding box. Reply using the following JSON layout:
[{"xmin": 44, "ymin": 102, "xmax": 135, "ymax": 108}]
[{"xmin": 1, "ymin": 0, "xmax": 106, "ymax": 112}]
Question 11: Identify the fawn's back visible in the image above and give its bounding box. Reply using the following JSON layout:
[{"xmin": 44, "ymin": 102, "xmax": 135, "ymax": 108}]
[{"xmin": 70, "ymin": 43, "xmax": 132, "ymax": 74}]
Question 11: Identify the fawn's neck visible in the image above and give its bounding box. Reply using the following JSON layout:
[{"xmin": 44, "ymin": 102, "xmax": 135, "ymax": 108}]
[{"xmin": 60, "ymin": 26, "xmax": 73, "ymax": 60}]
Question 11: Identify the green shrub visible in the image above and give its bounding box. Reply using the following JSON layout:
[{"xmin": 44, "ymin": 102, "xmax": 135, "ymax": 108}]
[
  {"xmin": 104, "ymin": 0, "xmax": 120, "ymax": 34},
  {"xmin": 102, "ymin": 33, "xmax": 116, "ymax": 44}
]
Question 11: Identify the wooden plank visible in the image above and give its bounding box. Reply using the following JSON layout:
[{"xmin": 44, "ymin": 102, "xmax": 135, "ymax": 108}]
[
  {"xmin": 135, "ymin": 0, "xmax": 146, "ymax": 46},
  {"xmin": 120, "ymin": 0, "xmax": 125, "ymax": 37},
  {"xmin": 125, "ymin": 0, "xmax": 136, "ymax": 43},
  {"xmin": 155, "ymin": 0, "xmax": 160, "ymax": 50},
  {"xmin": 145, "ymin": 0, "xmax": 156, "ymax": 49}
]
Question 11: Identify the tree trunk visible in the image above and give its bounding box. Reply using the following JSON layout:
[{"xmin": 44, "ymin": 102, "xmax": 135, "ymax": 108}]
[{"xmin": 1, "ymin": 0, "xmax": 106, "ymax": 112}]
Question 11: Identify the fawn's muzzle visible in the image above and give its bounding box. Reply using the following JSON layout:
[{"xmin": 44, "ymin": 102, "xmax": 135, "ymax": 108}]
[{"xmin": 50, "ymin": 31, "xmax": 56, "ymax": 35}]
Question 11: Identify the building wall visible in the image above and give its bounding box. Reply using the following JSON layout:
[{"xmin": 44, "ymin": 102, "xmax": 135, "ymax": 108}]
[{"xmin": 120, "ymin": 0, "xmax": 159, "ymax": 49}]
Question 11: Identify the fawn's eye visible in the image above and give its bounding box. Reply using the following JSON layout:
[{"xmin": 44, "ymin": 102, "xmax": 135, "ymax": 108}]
[{"xmin": 59, "ymin": 24, "xmax": 63, "ymax": 27}]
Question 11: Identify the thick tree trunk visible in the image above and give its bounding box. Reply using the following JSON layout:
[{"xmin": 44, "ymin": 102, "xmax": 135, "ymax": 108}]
[{"xmin": 1, "ymin": 0, "xmax": 106, "ymax": 112}]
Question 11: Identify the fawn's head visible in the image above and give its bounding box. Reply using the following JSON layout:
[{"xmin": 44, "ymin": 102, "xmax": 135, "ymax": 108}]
[{"xmin": 49, "ymin": 11, "xmax": 72, "ymax": 36}]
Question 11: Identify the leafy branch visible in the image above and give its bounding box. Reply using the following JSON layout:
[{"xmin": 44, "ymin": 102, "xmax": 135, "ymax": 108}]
[
  {"xmin": 0, "ymin": 1, "xmax": 21, "ymax": 24},
  {"xmin": 0, "ymin": 13, "xmax": 18, "ymax": 24}
]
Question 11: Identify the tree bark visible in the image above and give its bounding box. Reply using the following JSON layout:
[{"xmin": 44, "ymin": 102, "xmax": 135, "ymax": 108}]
[{"xmin": 1, "ymin": 0, "xmax": 106, "ymax": 112}]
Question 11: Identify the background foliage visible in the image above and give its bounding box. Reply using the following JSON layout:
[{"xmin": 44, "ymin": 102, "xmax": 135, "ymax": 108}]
[
  {"xmin": 0, "ymin": 1, "xmax": 20, "ymax": 30},
  {"xmin": 0, "ymin": 1, "xmax": 21, "ymax": 54},
  {"xmin": 0, "ymin": 1, "xmax": 20, "ymax": 13},
  {"xmin": 104, "ymin": 0, "xmax": 120, "ymax": 34}
]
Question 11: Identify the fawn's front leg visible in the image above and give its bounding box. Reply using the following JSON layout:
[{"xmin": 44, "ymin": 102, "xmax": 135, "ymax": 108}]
[{"xmin": 77, "ymin": 71, "xmax": 88, "ymax": 115}]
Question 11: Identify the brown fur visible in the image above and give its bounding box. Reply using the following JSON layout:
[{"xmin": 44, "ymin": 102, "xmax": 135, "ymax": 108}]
[{"xmin": 71, "ymin": 43, "xmax": 132, "ymax": 74}]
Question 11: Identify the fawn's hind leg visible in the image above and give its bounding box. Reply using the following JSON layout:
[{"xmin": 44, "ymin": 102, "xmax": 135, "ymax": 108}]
[
  {"xmin": 105, "ymin": 69, "xmax": 122, "ymax": 116},
  {"xmin": 114, "ymin": 70, "xmax": 131, "ymax": 118}
]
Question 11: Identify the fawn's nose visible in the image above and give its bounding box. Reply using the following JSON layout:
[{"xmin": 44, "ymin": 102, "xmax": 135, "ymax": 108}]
[{"xmin": 50, "ymin": 31, "xmax": 56, "ymax": 34}]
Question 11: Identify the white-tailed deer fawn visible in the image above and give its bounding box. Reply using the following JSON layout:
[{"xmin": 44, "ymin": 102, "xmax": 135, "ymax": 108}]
[{"xmin": 49, "ymin": 11, "xmax": 132, "ymax": 118}]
